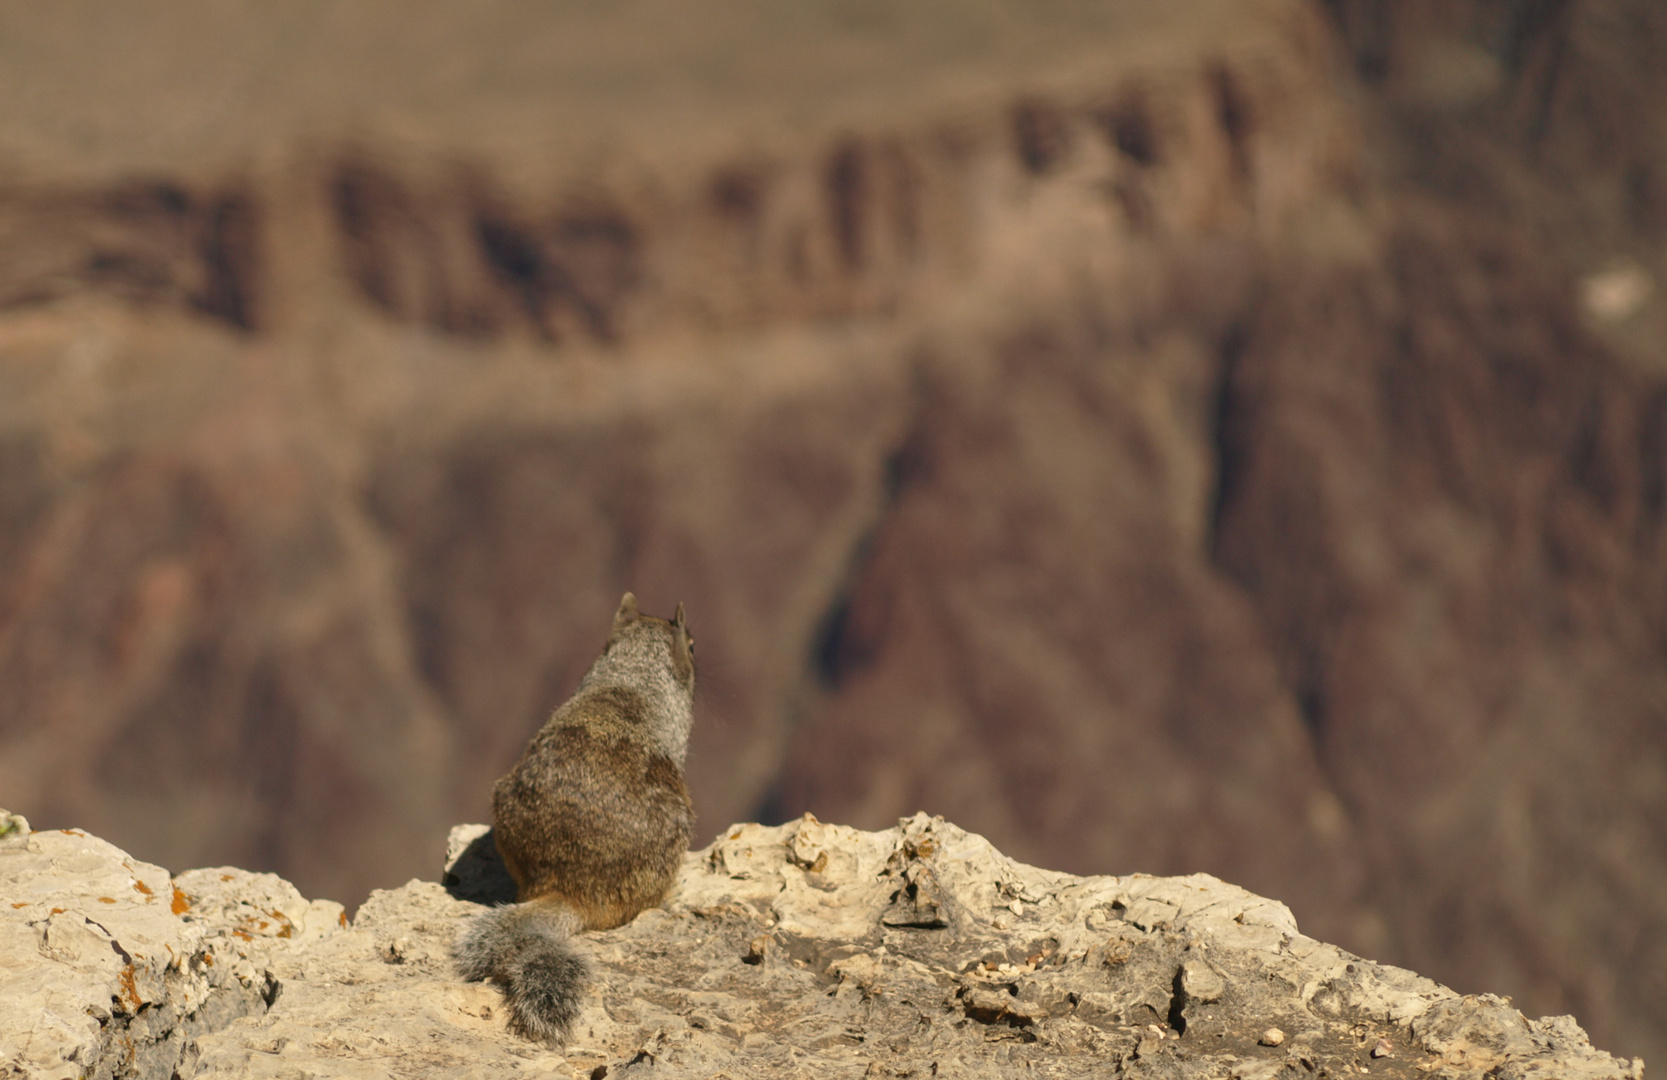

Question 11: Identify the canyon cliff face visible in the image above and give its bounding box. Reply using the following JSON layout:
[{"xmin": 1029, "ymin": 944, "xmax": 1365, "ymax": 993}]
[{"xmin": 0, "ymin": 0, "xmax": 1662, "ymax": 1064}]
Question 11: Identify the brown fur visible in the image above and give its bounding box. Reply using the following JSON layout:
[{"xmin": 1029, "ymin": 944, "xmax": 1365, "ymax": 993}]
[{"xmin": 492, "ymin": 700, "xmax": 693, "ymax": 928}]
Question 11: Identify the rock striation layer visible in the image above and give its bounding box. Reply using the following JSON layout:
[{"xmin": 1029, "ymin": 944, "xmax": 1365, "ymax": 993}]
[{"xmin": 0, "ymin": 810, "xmax": 1645, "ymax": 1080}]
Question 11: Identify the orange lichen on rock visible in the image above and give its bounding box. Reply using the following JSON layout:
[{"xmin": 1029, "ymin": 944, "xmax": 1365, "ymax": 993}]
[
  {"xmin": 116, "ymin": 964, "xmax": 142, "ymax": 1012},
  {"xmin": 171, "ymin": 887, "xmax": 190, "ymax": 915},
  {"xmin": 97, "ymin": 896, "xmax": 117, "ymax": 904},
  {"xmin": 133, "ymin": 880, "xmax": 154, "ymax": 897}
]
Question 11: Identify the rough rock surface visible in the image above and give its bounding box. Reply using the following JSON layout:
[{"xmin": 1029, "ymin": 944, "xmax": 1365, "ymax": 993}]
[
  {"xmin": 0, "ymin": 811, "xmax": 1645, "ymax": 1080},
  {"xmin": 0, "ymin": 812, "xmax": 344, "ymax": 1080}
]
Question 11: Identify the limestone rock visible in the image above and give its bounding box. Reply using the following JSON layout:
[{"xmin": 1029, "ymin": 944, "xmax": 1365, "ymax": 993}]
[
  {"xmin": 6, "ymin": 810, "xmax": 1638, "ymax": 1080},
  {"xmin": 0, "ymin": 811, "xmax": 343, "ymax": 1080}
]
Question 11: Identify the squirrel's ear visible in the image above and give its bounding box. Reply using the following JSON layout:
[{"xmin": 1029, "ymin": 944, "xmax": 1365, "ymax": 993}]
[
  {"xmin": 671, "ymin": 603, "xmax": 694, "ymax": 681},
  {"xmin": 613, "ymin": 592, "xmax": 639, "ymax": 631}
]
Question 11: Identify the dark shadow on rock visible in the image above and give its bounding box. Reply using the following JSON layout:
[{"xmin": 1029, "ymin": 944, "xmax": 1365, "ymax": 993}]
[{"xmin": 442, "ymin": 828, "xmax": 517, "ymax": 905}]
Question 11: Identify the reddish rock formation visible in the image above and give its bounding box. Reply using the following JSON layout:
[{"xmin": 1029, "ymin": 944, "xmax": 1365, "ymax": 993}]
[{"xmin": 0, "ymin": 0, "xmax": 1662, "ymax": 1064}]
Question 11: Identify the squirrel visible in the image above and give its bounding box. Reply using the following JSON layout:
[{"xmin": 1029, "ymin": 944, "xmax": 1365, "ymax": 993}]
[{"xmin": 454, "ymin": 592, "xmax": 696, "ymax": 1042}]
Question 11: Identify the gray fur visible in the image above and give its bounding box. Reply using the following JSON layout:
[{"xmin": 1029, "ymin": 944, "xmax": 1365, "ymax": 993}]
[
  {"xmin": 454, "ymin": 900, "xmax": 587, "ymax": 1042},
  {"xmin": 454, "ymin": 592, "xmax": 696, "ymax": 1044},
  {"xmin": 571, "ymin": 595, "xmax": 695, "ymax": 766}
]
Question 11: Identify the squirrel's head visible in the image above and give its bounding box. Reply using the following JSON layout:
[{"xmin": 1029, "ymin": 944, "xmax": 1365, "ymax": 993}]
[{"xmin": 606, "ymin": 591, "xmax": 695, "ymax": 690}]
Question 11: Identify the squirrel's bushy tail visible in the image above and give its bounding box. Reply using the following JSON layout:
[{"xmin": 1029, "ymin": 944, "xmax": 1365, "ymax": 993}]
[{"xmin": 454, "ymin": 899, "xmax": 588, "ymax": 1042}]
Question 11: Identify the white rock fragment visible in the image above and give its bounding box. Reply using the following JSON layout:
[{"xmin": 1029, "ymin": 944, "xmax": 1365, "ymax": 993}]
[{"xmin": 0, "ymin": 808, "xmax": 28, "ymax": 844}]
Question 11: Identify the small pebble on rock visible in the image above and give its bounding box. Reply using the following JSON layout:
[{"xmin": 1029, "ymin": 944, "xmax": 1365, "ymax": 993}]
[{"xmin": 1260, "ymin": 1028, "xmax": 1286, "ymax": 1047}]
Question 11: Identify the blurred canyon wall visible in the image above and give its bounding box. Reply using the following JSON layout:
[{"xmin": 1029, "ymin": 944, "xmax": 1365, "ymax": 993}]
[{"xmin": 0, "ymin": 0, "xmax": 1663, "ymax": 1063}]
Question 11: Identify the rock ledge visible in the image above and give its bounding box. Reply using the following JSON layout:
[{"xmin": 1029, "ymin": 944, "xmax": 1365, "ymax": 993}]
[{"xmin": 1, "ymin": 810, "xmax": 1645, "ymax": 1080}]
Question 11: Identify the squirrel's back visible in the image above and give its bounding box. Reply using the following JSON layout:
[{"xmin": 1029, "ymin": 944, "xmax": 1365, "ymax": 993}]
[
  {"xmin": 492, "ymin": 686, "xmax": 693, "ymax": 929},
  {"xmin": 456, "ymin": 593, "xmax": 696, "ymax": 1042}
]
